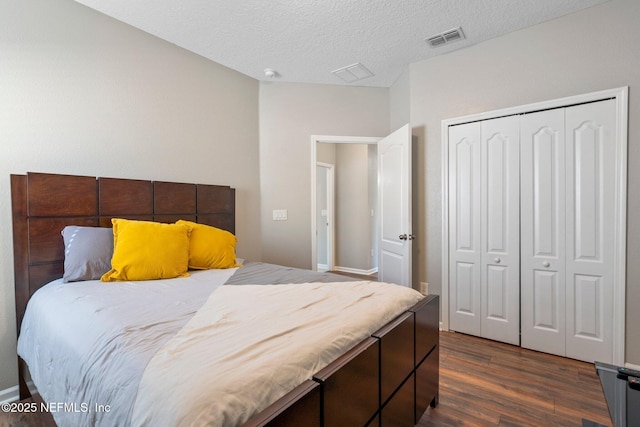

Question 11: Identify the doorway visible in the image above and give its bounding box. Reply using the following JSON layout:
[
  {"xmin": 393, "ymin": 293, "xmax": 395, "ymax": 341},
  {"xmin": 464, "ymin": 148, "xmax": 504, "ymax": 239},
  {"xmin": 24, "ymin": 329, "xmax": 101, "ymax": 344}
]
[
  {"xmin": 314, "ymin": 142, "xmax": 378, "ymax": 276},
  {"xmin": 316, "ymin": 162, "xmax": 334, "ymax": 272},
  {"xmin": 311, "ymin": 125, "xmax": 413, "ymax": 286},
  {"xmin": 311, "ymin": 135, "xmax": 381, "ymax": 276}
]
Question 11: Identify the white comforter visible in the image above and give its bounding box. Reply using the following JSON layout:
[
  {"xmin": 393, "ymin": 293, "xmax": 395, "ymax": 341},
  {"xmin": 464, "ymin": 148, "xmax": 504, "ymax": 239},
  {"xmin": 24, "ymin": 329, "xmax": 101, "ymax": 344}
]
[{"xmin": 18, "ymin": 271, "xmax": 423, "ymax": 426}]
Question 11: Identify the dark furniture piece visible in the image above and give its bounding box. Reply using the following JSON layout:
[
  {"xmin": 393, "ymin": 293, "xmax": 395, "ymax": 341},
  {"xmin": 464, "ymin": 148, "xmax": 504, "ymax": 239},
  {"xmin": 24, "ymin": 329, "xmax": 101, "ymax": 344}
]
[
  {"xmin": 11, "ymin": 171, "xmax": 439, "ymax": 426},
  {"xmin": 247, "ymin": 295, "xmax": 440, "ymax": 427},
  {"xmin": 595, "ymin": 362, "xmax": 640, "ymax": 427}
]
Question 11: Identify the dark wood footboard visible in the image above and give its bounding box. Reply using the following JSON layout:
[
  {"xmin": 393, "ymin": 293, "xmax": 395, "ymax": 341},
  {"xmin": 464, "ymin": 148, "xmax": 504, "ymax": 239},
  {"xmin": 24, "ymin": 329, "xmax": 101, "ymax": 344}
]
[
  {"xmin": 241, "ymin": 380, "xmax": 321, "ymax": 427},
  {"xmin": 245, "ymin": 295, "xmax": 440, "ymax": 427}
]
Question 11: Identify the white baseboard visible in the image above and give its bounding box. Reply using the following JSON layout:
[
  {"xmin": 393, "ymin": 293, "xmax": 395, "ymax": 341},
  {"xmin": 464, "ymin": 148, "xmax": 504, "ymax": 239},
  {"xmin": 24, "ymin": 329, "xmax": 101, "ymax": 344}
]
[
  {"xmin": 626, "ymin": 362, "xmax": 640, "ymax": 370},
  {"xmin": 0, "ymin": 385, "xmax": 19, "ymax": 404},
  {"xmin": 0, "ymin": 380, "xmax": 36, "ymax": 404},
  {"xmin": 317, "ymin": 264, "xmax": 329, "ymax": 272},
  {"xmin": 334, "ymin": 266, "xmax": 378, "ymax": 276}
]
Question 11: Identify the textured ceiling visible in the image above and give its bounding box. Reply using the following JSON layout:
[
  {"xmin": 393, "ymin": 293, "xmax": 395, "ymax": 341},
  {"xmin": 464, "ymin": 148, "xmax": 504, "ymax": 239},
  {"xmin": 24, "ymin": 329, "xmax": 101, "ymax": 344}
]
[{"xmin": 74, "ymin": 0, "xmax": 608, "ymax": 87}]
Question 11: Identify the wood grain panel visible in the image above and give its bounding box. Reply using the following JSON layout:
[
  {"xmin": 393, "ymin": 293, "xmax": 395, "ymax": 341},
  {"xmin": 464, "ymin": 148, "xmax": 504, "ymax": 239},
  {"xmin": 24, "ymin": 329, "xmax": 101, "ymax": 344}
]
[
  {"xmin": 154, "ymin": 181, "xmax": 196, "ymax": 214},
  {"xmin": 197, "ymin": 184, "xmax": 233, "ymax": 213},
  {"xmin": 241, "ymin": 380, "xmax": 320, "ymax": 427},
  {"xmin": 11, "ymin": 175, "xmax": 28, "ymax": 334},
  {"xmin": 28, "ymin": 218, "xmax": 98, "ymax": 264},
  {"xmin": 366, "ymin": 414, "xmax": 379, "ymax": 427},
  {"xmin": 380, "ymin": 373, "xmax": 414, "ymax": 427},
  {"xmin": 29, "ymin": 263, "xmax": 63, "ymax": 295},
  {"xmin": 411, "ymin": 295, "xmax": 439, "ymax": 365},
  {"xmin": 373, "ymin": 312, "xmax": 414, "ymax": 405},
  {"xmin": 415, "ymin": 347, "xmax": 439, "ymax": 422},
  {"xmin": 197, "ymin": 214, "xmax": 235, "ymax": 234},
  {"xmin": 153, "ymin": 214, "xmax": 197, "ymax": 224},
  {"xmin": 99, "ymin": 177, "xmax": 153, "ymax": 216},
  {"xmin": 99, "ymin": 215, "xmax": 154, "ymax": 227},
  {"xmin": 27, "ymin": 173, "xmax": 97, "ymax": 217},
  {"xmin": 313, "ymin": 337, "xmax": 379, "ymax": 426}
]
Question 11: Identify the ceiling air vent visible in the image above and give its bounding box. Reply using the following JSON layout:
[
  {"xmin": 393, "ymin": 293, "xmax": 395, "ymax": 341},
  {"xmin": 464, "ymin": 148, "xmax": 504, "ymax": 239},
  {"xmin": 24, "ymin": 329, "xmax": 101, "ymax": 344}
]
[
  {"xmin": 426, "ymin": 27, "xmax": 465, "ymax": 48},
  {"xmin": 331, "ymin": 63, "xmax": 374, "ymax": 83}
]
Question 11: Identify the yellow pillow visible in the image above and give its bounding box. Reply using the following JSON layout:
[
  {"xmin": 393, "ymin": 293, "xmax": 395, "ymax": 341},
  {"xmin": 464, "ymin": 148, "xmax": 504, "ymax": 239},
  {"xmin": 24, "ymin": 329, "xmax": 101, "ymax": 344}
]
[
  {"xmin": 176, "ymin": 220, "xmax": 240, "ymax": 270},
  {"xmin": 101, "ymin": 219, "xmax": 191, "ymax": 282}
]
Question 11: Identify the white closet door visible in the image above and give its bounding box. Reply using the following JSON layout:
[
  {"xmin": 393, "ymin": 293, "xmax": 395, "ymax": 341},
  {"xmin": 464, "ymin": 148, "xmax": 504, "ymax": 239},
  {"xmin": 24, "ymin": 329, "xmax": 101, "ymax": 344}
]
[
  {"xmin": 480, "ymin": 116, "xmax": 520, "ymax": 345},
  {"xmin": 520, "ymin": 109, "xmax": 566, "ymax": 356},
  {"xmin": 448, "ymin": 122, "xmax": 482, "ymax": 336},
  {"xmin": 564, "ymin": 100, "xmax": 615, "ymax": 363}
]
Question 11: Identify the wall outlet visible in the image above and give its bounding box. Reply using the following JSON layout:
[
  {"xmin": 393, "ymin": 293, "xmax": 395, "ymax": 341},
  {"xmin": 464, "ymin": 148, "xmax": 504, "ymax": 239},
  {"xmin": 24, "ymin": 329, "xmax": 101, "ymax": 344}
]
[{"xmin": 420, "ymin": 282, "xmax": 428, "ymax": 295}]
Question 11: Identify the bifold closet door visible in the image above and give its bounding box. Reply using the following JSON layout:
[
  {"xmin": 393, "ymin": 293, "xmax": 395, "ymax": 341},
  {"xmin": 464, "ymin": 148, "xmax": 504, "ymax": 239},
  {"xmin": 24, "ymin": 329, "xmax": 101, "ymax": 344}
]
[
  {"xmin": 521, "ymin": 99, "xmax": 616, "ymax": 363},
  {"xmin": 520, "ymin": 109, "xmax": 566, "ymax": 356},
  {"xmin": 480, "ymin": 117, "xmax": 520, "ymax": 345},
  {"xmin": 564, "ymin": 100, "xmax": 615, "ymax": 363},
  {"xmin": 449, "ymin": 117, "xmax": 520, "ymax": 345},
  {"xmin": 448, "ymin": 122, "xmax": 482, "ymax": 337}
]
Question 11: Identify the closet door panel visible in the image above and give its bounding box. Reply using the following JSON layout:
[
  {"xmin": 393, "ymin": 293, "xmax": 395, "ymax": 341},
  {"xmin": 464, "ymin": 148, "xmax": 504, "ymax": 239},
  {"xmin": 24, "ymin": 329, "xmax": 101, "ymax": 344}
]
[
  {"xmin": 448, "ymin": 123, "xmax": 481, "ymax": 336},
  {"xmin": 564, "ymin": 100, "xmax": 615, "ymax": 363},
  {"xmin": 480, "ymin": 116, "xmax": 520, "ymax": 345},
  {"xmin": 520, "ymin": 109, "xmax": 566, "ymax": 356},
  {"xmin": 532, "ymin": 270, "xmax": 560, "ymax": 330}
]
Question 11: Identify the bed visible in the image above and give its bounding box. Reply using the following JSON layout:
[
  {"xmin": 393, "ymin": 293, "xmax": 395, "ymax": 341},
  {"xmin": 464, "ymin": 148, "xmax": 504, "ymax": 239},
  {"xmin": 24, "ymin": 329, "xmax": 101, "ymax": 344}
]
[{"xmin": 11, "ymin": 172, "xmax": 439, "ymax": 427}]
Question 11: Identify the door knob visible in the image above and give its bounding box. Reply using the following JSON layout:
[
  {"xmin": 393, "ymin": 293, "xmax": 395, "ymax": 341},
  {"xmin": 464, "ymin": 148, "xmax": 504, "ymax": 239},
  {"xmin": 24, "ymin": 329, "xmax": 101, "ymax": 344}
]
[
  {"xmin": 408, "ymin": 234, "xmax": 416, "ymax": 240},
  {"xmin": 494, "ymin": 257, "xmax": 501, "ymax": 264},
  {"xmin": 543, "ymin": 261, "xmax": 551, "ymax": 268},
  {"xmin": 399, "ymin": 234, "xmax": 408, "ymax": 240}
]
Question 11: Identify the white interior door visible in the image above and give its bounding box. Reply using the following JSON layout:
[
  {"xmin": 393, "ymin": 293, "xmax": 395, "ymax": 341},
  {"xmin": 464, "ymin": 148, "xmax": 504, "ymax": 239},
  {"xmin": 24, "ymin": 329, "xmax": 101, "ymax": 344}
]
[
  {"xmin": 520, "ymin": 109, "xmax": 567, "ymax": 356},
  {"xmin": 480, "ymin": 116, "xmax": 520, "ymax": 345},
  {"xmin": 564, "ymin": 99, "xmax": 615, "ymax": 363},
  {"xmin": 448, "ymin": 122, "xmax": 482, "ymax": 336},
  {"xmin": 378, "ymin": 124, "xmax": 412, "ymax": 286}
]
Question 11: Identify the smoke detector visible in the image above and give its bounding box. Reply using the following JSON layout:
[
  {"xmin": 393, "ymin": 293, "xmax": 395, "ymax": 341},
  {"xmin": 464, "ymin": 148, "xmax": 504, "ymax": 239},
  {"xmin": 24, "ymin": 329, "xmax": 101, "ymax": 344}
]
[
  {"xmin": 426, "ymin": 27, "xmax": 465, "ymax": 48},
  {"xmin": 264, "ymin": 68, "xmax": 278, "ymax": 78}
]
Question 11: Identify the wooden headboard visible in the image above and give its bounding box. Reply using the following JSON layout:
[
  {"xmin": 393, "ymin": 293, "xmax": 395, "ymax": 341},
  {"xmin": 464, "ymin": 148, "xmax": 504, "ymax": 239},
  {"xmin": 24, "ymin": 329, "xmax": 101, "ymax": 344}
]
[{"xmin": 11, "ymin": 172, "xmax": 236, "ymax": 333}]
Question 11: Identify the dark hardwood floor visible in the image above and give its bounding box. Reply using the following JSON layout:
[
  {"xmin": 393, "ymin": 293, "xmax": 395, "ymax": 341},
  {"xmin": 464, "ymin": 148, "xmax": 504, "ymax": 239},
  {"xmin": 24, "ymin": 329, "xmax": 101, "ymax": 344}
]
[{"xmin": 417, "ymin": 331, "xmax": 612, "ymax": 426}]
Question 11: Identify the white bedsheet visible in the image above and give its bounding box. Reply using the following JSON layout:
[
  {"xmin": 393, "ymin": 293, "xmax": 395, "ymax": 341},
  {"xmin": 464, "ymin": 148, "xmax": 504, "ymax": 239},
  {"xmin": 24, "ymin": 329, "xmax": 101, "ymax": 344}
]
[
  {"xmin": 18, "ymin": 271, "xmax": 423, "ymax": 427},
  {"xmin": 17, "ymin": 268, "xmax": 238, "ymax": 427},
  {"xmin": 131, "ymin": 281, "xmax": 423, "ymax": 426}
]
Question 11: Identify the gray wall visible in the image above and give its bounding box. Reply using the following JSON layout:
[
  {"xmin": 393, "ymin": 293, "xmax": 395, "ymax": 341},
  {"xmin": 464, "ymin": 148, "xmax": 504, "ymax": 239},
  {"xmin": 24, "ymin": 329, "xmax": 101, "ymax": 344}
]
[
  {"xmin": 259, "ymin": 82, "xmax": 389, "ymax": 269},
  {"xmin": 0, "ymin": 0, "xmax": 260, "ymax": 391},
  {"xmin": 407, "ymin": 0, "xmax": 640, "ymax": 364},
  {"xmin": 389, "ymin": 69, "xmax": 410, "ymax": 132}
]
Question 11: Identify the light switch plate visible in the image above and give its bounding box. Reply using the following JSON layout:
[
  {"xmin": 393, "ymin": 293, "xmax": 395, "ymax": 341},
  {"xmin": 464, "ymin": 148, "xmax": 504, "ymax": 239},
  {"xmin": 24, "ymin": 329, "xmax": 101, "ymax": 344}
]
[{"xmin": 272, "ymin": 209, "xmax": 288, "ymax": 221}]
